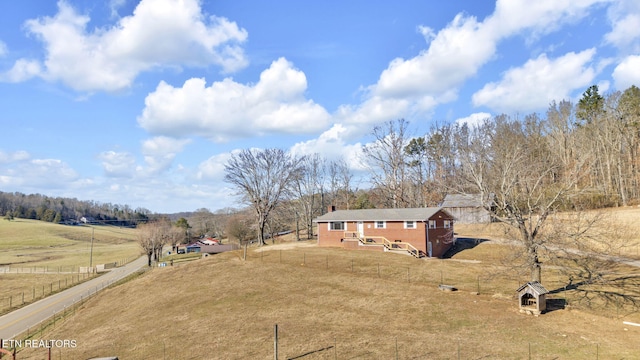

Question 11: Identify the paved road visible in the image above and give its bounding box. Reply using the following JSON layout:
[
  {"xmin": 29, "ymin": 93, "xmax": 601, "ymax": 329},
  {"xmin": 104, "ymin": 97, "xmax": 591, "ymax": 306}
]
[{"xmin": 0, "ymin": 256, "xmax": 148, "ymax": 340}]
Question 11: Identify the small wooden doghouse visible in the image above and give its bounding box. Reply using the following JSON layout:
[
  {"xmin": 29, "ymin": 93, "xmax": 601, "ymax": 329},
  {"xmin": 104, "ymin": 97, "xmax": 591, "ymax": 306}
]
[{"xmin": 517, "ymin": 281, "xmax": 549, "ymax": 315}]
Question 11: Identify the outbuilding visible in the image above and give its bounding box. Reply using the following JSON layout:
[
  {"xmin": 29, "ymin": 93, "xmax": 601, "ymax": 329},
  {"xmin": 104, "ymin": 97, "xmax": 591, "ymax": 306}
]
[
  {"xmin": 517, "ymin": 281, "xmax": 549, "ymax": 315},
  {"xmin": 441, "ymin": 193, "xmax": 492, "ymax": 224}
]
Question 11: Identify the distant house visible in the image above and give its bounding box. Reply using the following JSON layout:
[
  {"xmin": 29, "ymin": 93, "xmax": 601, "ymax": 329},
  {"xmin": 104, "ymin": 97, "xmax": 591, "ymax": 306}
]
[
  {"xmin": 441, "ymin": 194, "xmax": 492, "ymax": 224},
  {"xmin": 80, "ymin": 216, "xmax": 97, "ymax": 224},
  {"xmin": 179, "ymin": 242, "xmax": 239, "ymax": 255},
  {"xmin": 313, "ymin": 207, "xmax": 455, "ymax": 258},
  {"xmin": 200, "ymin": 237, "xmax": 219, "ymax": 245}
]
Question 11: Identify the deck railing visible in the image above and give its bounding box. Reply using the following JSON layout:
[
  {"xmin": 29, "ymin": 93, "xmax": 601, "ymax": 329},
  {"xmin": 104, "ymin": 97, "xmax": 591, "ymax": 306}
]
[
  {"xmin": 382, "ymin": 239, "xmax": 425, "ymax": 258},
  {"xmin": 342, "ymin": 232, "xmax": 425, "ymax": 258}
]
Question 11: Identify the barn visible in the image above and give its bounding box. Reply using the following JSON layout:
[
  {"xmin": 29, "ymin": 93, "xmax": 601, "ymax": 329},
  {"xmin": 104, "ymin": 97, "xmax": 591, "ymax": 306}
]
[{"xmin": 441, "ymin": 193, "xmax": 492, "ymax": 224}]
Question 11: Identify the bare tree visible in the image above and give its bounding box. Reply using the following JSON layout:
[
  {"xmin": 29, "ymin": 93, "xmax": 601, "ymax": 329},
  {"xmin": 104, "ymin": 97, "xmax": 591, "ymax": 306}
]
[
  {"xmin": 327, "ymin": 158, "xmax": 354, "ymax": 210},
  {"xmin": 189, "ymin": 208, "xmax": 216, "ymax": 238},
  {"xmin": 224, "ymin": 148, "xmax": 305, "ymax": 246},
  {"xmin": 454, "ymin": 114, "xmax": 586, "ymax": 282},
  {"xmin": 291, "ymin": 154, "xmax": 325, "ymax": 239},
  {"xmin": 137, "ymin": 220, "xmax": 170, "ymax": 266},
  {"xmin": 361, "ymin": 119, "xmax": 411, "ymax": 208},
  {"xmin": 226, "ymin": 213, "xmax": 257, "ymax": 260}
]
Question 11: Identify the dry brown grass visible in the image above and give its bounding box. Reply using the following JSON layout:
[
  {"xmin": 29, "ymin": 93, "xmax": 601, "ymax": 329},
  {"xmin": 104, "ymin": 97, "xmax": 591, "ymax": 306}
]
[
  {"xmin": 16, "ymin": 242, "xmax": 640, "ymax": 360},
  {"xmin": 0, "ymin": 273, "xmax": 97, "ymax": 314}
]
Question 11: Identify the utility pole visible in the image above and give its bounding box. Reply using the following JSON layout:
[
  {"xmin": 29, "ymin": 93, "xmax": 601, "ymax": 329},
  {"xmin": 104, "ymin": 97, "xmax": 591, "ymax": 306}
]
[{"xmin": 89, "ymin": 227, "xmax": 95, "ymax": 269}]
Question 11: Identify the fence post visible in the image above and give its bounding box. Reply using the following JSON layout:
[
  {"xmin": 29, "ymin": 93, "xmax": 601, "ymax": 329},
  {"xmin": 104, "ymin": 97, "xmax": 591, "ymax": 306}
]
[
  {"xmin": 274, "ymin": 324, "xmax": 278, "ymax": 360},
  {"xmin": 395, "ymin": 337, "xmax": 398, "ymax": 360}
]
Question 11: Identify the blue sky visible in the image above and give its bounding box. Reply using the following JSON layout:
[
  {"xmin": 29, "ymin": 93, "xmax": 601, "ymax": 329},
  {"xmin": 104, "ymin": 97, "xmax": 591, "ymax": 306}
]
[{"xmin": 0, "ymin": 0, "xmax": 639, "ymax": 214}]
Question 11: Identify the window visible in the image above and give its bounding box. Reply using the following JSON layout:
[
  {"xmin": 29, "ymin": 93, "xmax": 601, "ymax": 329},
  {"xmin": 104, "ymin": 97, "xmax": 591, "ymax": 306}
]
[
  {"xmin": 444, "ymin": 220, "xmax": 451, "ymax": 228},
  {"xmin": 428, "ymin": 220, "xmax": 436, "ymax": 229},
  {"xmin": 375, "ymin": 221, "xmax": 386, "ymax": 229},
  {"xmin": 405, "ymin": 221, "xmax": 416, "ymax": 229},
  {"xmin": 329, "ymin": 222, "xmax": 344, "ymax": 231}
]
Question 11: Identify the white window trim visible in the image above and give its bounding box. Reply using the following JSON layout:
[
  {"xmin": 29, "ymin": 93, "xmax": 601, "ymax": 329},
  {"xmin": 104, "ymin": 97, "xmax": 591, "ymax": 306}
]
[
  {"xmin": 428, "ymin": 220, "xmax": 436, "ymax": 229},
  {"xmin": 444, "ymin": 220, "xmax": 451, "ymax": 229},
  {"xmin": 329, "ymin": 221, "xmax": 345, "ymax": 231},
  {"xmin": 375, "ymin": 221, "xmax": 386, "ymax": 229},
  {"xmin": 404, "ymin": 221, "xmax": 416, "ymax": 229}
]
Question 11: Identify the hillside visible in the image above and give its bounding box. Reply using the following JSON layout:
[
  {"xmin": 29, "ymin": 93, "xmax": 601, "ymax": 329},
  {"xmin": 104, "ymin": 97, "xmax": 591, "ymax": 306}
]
[
  {"xmin": 0, "ymin": 219, "xmax": 140, "ymax": 270},
  {"xmin": 15, "ymin": 241, "xmax": 640, "ymax": 359}
]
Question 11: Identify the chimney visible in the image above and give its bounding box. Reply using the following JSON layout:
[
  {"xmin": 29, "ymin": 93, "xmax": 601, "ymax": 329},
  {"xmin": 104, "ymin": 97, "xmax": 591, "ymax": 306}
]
[{"xmin": 328, "ymin": 205, "xmax": 336, "ymax": 213}]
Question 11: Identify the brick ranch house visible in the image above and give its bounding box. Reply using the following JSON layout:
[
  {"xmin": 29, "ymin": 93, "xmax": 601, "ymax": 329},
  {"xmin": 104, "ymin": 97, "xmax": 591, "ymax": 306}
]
[{"xmin": 313, "ymin": 207, "xmax": 455, "ymax": 258}]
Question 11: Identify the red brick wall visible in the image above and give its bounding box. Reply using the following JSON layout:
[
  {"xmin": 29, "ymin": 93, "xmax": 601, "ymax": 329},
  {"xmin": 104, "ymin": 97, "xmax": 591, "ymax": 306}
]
[{"xmin": 316, "ymin": 210, "xmax": 454, "ymax": 258}]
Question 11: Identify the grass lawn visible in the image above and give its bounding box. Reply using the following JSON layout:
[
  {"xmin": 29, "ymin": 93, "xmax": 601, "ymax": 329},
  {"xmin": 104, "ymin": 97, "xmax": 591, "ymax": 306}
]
[{"xmin": 16, "ymin": 241, "xmax": 640, "ymax": 360}]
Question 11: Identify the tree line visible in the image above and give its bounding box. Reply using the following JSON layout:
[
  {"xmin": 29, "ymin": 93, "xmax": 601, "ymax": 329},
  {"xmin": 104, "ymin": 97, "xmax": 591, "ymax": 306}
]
[{"xmin": 0, "ymin": 191, "xmax": 151, "ymax": 226}]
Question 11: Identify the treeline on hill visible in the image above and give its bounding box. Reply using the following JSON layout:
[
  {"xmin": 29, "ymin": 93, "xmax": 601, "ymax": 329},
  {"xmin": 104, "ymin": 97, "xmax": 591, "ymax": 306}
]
[
  {"xmin": 217, "ymin": 84, "xmax": 640, "ymax": 246},
  {"xmin": 0, "ymin": 191, "xmax": 151, "ymax": 226},
  {"xmin": 356, "ymin": 84, "xmax": 640, "ymax": 211}
]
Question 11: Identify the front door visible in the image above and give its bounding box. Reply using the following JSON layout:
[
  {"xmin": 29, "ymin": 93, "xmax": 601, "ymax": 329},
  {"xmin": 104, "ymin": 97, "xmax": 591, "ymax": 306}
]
[
  {"xmin": 427, "ymin": 241, "xmax": 433, "ymax": 257},
  {"xmin": 357, "ymin": 221, "xmax": 364, "ymax": 238}
]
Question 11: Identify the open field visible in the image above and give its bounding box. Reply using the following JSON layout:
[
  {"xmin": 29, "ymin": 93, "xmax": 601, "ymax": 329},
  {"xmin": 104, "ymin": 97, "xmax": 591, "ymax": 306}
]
[
  {"xmin": 0, "ymin": 219, "xmax": 140, "ymax": 269},
  {"xmin": 0, "ymin": 219, "xmax": 140, "ymax": 312},
  {"xmin": 455, "ymin": 206, "xmax": 640, "ymax": 259},
  {"xmin": 14, "ymin": 241, "xmax": 640, "ymax": 359}
]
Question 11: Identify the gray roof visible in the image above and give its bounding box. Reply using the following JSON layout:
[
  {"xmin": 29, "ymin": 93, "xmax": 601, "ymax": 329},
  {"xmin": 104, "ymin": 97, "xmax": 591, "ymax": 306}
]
[
  {"xmin": 441, "ymin": 194, "xmax": 484, "ymax": 208},
  {"xmin": 313, "ymin": 207, "xmax": 450, "ymax": 222},
  {"xmin": 516, "ymin": 281, "xmax": 549, "ymax": 295}
]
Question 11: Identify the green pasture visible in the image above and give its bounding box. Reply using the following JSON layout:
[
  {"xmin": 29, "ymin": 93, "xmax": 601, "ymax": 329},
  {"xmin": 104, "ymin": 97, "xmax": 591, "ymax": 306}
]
[{"xmin": 0, "ymin": 218, "xmax": 140, "ymax": 268}]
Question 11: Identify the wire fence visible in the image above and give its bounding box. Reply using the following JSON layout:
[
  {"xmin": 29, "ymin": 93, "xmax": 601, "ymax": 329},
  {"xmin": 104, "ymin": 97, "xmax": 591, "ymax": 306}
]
[
  {"xmin": 0, "ymin": 273, "xmax": 96, "ymax": 316},
  {"xmin": 3, "ymin": 248, "xmax": 636, "ymax": 359},
  {"xmin": 0, "ymin": 257, "xmax": 138, "ymax": 315}
]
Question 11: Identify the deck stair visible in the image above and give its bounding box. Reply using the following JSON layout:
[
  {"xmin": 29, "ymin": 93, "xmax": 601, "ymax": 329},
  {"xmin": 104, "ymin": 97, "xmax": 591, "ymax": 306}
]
[{"xmin": 343, "ymin": 232, "xmax": 426, "ymax": 258}]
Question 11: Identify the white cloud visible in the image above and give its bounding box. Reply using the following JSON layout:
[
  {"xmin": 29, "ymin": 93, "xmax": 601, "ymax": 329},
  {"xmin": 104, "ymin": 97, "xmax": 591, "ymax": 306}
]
[
  {"xmin": 0, "ymin": 150, "xmax": 30, "ymax": 163},
  {"xmin": 0, "ymin": 158, "xmax": 79, "ymax": 189},
  {"xmin": 1, "ymin": 59, "xmax": 42, "ymax": 83},
  {"xmin": 375, "ymin": 14, "xmax": 495, "ymax": 99},
  {"xmin": 1, "ymin": 0, "xmax": 248, "ymax": 92},
  {"xmin": 488, "ymin": 0, "xmax": 606, "ymax": 39},
  {"xmin": 612, "ymin": 55, "xmax": 640, "ymax": 90},
  {"xmin": 140, "ymin": 136, "xmax": 191, "ymax": 175},
  {"xmin": 109, "ymin": 0, "xmax": 127, "ymax": 18},
  {"xmin": 98, "ymin": 151, "xmax": 136, "ymax": 178},
  {"xmin": 604, "ymin": 0, "xmax": 640, "ymax": 54},
  {"xmin": 343, "ymin": 0, "xmax": 607, "ymax": 126},
  {"xmin": 472, "ymin": 49, "xmax": 598, "ymax": 113},
  {"xmin": 290, "ymin": 124, "xmax": 363, "ymax": 162},
  {"xmin": 196, "ymin": 152, "xmax": 232, "ymax": 181},
  {"xmin": 138, "ymin": 58, "xmax": 331, "ymax": 141},
  {"xmin": 455, "ymin": 112, "xmax": 492, "ymax": 128}
]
